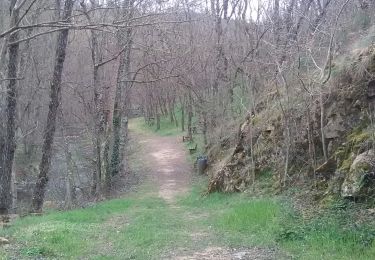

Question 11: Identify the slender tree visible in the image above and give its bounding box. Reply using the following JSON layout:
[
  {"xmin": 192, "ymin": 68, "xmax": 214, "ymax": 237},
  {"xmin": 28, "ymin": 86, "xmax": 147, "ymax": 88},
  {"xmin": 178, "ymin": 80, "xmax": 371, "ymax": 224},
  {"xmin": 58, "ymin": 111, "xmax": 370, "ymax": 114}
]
[{"xmin": 31, "ymin": 0, "xmax": 75, "ymax": 212}]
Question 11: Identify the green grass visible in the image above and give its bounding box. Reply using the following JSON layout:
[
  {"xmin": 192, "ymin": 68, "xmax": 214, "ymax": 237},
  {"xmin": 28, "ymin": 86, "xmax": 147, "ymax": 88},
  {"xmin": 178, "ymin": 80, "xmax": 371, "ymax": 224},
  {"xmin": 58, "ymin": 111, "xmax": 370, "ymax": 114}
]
[
  {"xmin": 216, "ymin": 200, "xmax": 281, "ymax": 244},
  {"xmin": 278, "ymin": 206, "xmax": 375, "ymax": 260},
  {"xmin": 130, "ymin": 116, "xmax": 182, "ymax": 137},
  {"xmin": 177, "ymin": 179, "xmax": 375, "ymax": 259},
  {"xmin": 178, "ymin": 181, "xmax": 282, "ymax": 247},
  {"xmin": 0, "ymin": 199, "xmax": 133, "ymax": 259},
  {"xmin": 1, "ymin": 178, "xmax": 375, "ymax": 259}
]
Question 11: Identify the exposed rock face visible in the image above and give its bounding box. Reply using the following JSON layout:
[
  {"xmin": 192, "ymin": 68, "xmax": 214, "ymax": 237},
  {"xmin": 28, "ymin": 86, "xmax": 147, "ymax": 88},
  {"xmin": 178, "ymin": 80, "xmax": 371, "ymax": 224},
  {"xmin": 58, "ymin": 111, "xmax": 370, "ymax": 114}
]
[
  {"xmin": 324, "ymin": 113, "xmax": 345, "ymax": 139},
  {"xmin": 341, "ymin": 150, "xmax": 375, "ymax": 198},
  {"xmin": 207, "ymin": 45, "xmax": 375, "ymax": 197},
  {"xmin": 207, "ymin": 115, "xmax": 252, "ymax": 193}
]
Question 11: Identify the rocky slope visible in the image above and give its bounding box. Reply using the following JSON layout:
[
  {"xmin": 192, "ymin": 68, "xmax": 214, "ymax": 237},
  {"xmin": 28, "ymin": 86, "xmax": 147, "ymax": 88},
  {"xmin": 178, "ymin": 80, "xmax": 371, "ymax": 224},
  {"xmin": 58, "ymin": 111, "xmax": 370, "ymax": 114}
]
[{"xmin": 208, "ymin": 44, "xmax": 375, "ymax": 201}]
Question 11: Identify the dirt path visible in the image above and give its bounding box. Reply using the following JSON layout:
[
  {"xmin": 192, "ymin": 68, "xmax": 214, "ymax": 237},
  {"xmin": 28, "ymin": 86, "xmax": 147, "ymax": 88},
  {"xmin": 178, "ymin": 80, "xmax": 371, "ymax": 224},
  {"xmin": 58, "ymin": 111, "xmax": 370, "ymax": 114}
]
[
  {"xmin": 129, "ymin": 124, "xmax": 192, "ymax": 203},
  {"xmin": 128, "ymin": 122, "xmax": 280, "ymax": 260}
]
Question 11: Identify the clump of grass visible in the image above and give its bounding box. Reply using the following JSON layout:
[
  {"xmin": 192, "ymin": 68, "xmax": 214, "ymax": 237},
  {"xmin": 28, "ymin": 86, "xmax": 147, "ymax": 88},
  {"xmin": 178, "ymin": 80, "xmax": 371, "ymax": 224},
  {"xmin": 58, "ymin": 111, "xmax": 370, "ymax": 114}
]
[
  {"xmin": 0, "ymin": 198, "xmax": 133, "ymax": 259},
  {"xmin": 278, "ymin": 202, "xmax": 375, "ymax": 260},
  {"xmin": 178, "ymin": 181, "xmax": 282, "ymax": 246},
  {"xmin": 215, "ymin": 200, "xmax": 281, "ymax": 246}
]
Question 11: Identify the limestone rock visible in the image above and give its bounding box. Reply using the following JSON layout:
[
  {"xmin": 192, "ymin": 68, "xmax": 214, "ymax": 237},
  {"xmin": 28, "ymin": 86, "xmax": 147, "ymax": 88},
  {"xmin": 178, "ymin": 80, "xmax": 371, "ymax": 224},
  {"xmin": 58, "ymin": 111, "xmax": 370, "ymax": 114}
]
[
  {"xmin": 0, "ymin": 237, "xmax": 9, "ymax": 245},
  {"xmin": 324, "ymin": 113, "xmax": 345, "ymax": 139},
  {"xmin": 341, "ymin": 149, "xmax": 375, "ymax": 198}
]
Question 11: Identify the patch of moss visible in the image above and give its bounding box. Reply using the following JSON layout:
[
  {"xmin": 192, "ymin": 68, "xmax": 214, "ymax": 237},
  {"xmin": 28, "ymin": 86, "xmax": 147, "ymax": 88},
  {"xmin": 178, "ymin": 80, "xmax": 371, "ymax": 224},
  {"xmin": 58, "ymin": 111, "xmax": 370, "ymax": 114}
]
[
  {"xmin": 354, "ymin": 161, "xmax": 372, "ymax": 174},
  {"xmin": 340, "ymin": 156, "xmax": 354, "ymax": 172},
  {"xmin": 335, "ymin": 146, "xmax": 349, "ymax": 163},
  {"xmin": 320, "ymin": 194, "xmax": 340, "ymax": 209},
  {"xmin": 347, "ymin": 130, "xmax": 370, "ymax": 145},
  {"xmin": 336, "ymin": 126, "xmax": 371, "ymax": 172},
  {"xmin": 251, "ymin": 115, "xmax": 260, "ymax": 125}
]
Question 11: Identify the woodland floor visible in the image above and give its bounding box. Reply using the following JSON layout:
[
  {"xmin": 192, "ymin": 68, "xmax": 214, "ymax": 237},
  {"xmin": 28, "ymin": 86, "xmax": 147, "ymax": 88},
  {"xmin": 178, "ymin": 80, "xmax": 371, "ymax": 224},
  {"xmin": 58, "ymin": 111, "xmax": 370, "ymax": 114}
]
[{"xmin": 1, "ymin": 119, "xmax": 375, "ymax": 259}]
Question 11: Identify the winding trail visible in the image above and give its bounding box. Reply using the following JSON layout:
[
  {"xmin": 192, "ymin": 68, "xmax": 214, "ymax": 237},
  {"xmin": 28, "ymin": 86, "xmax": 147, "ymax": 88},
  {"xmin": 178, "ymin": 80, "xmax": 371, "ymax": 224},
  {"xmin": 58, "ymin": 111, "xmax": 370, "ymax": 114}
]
[
  {"xmin": 147, "ymin": 135, "xmax": 191, "ymax": 203},
  {"xmin": 127, "ymin": 121, "xmax": 279, "ymax": 260},
  {"xmin": 129, "ymin": 123, "xmax": 192, "ymax": 203}
]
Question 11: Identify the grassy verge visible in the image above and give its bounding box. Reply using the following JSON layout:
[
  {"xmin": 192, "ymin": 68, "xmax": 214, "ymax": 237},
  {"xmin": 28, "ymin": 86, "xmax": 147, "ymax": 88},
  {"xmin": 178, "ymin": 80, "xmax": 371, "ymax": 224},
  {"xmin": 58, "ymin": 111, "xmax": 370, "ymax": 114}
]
[
  {"xmin": 278, "ymin": 204, "xmax": 375, "ymax": 260},
  {"xmin": 181, "ymin": 181, "xmax": 375, "ymax": 259},
  {"xmin": 1, "ymin": 177, "xmax": 375, "ymax": 259}
]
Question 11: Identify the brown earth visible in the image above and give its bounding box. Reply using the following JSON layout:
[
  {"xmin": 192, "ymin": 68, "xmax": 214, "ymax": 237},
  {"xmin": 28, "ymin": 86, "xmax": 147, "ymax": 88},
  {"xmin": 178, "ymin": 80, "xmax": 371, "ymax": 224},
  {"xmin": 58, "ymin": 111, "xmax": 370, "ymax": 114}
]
[{"xmin": 130, "ymin": 129, "xmax": 192, "ymax": 203}]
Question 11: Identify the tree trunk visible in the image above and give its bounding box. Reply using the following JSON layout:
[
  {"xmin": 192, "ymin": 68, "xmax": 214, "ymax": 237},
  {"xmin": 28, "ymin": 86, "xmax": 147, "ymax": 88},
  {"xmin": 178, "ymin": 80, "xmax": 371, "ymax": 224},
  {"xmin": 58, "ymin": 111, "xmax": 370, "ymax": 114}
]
[
  {"xmin": 31, "ymin": 0, "xmax": 74, "ymax": 213},
  {"xmin": 110, "ymin": 18, "xmax": 132, "ymax": 178},
  {"xmin": 202, "ymin": 111, "xmax": 208, "ymax": 145},
  {"xmin": 110, "ymin": 54, "xmax": 125, "ymax": 178},
  {"xmin": 156, "ymin": 105, "xmax": 161, "ymax": 131},
  {"xmin": 103, "ymin": 115, "xmax": 112, "ymax": 196},
  {"xmin": 180, "ymin": 97, "xmax": 185, "ymax": 132},
  {"xmin": 169, "ymin": 100, "xmax": 174, "ymax": 124},
  {"xmin": 61, "ymin": 127, "xmax": 76, "ymax": 209},
  {"xmin": 173, "ymin": 99, "xmax": 178, "ymax": 127},
  {"xmin": 0, "ymin": 2, "xmax": 20, "ymax": 215},
  {"xmin": 91, "ymin": 47, "xmax": 104, "ymax": 196},
  {"xmin": 320, "ymin": 90, "xmax": 328, "ymax": 162},
  {"xmin": 187, "ymin": 92, "xmax": 193, "ymax": 139},
  {"xmin": 81, "ymin": 0, "xmax": 105, "ymax": 197}
]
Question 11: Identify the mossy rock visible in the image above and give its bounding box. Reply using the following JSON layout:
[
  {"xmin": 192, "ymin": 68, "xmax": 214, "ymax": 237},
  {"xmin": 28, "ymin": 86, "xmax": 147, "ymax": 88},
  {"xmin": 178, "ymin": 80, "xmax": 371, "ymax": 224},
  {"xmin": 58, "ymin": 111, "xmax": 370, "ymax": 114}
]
[
  {"xmin": 339, "ymin": 154, "xmax": 355, "ymax": 172},
  {"xmin": 341, "ymin": 150, "xmax": 375, "ymax": 198},
  {"xmin": 347, "ymin": 129, "xmax": 370, "ymax": 144},
  {"xmin": 335, "ymin": 126, "xmax": 372, "ymax": 171}
]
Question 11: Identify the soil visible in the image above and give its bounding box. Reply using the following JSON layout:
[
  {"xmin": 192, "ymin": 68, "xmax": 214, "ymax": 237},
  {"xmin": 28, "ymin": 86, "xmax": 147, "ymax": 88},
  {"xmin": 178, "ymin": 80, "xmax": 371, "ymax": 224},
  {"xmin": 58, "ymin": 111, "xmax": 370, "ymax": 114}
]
[
  {"xmin": 143, "ymin": 135, "xmax": 191, "ymax": 203},
  {"xmin": 129, "ymin": 127, "xmax": 192, "ymax": 203}
]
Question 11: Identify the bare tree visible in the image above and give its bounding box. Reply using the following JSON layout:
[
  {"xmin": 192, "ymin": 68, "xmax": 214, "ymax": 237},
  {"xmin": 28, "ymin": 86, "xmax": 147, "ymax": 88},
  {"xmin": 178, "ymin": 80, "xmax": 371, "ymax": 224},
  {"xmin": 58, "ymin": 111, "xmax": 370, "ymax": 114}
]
[
  {"xmin": 31, "ymin": 0, "xmax": 75, "ymax": 212},
  {"xmin": 0, "ymin": 0, "xmax": 21, "ymax": 215}
]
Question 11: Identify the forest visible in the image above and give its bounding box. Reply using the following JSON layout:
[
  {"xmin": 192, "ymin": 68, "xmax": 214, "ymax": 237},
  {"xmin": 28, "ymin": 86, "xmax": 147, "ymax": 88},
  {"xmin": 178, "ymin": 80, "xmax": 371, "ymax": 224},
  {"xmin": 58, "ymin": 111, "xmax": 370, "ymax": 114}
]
[{"xmin": 1, "ymin": 0, "xmax": 375, "ymax": 259}]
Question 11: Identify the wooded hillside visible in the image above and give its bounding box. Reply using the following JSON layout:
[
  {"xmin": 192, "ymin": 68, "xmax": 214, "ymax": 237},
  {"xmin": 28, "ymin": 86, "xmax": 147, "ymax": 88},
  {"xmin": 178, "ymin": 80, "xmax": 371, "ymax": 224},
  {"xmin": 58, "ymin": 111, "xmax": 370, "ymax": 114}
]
[{"xmin": 1, "ymin": 2, "xmax": 375, "ymax": 258}]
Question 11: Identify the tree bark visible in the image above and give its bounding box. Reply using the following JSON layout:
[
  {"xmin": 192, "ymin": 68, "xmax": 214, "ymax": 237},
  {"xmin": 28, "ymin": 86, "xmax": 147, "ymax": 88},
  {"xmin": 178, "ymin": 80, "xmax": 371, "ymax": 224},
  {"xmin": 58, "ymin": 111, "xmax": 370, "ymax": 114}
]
[
  {"xmin": 31, "ymin": 0, "xmax": 74, "ymax": 213},
  {"xmin": 110, "ymin": 54, "xmax": 125, "ymax": 178},
  {"xmin": 156, "ymin": 105, "xmax": 161, "ymax": 131},
  {"xmin": 82, "ymin": 0, "xmax": 105, "ymax": 196},
  {"xmin": 61, "ymin": 124, "xmax": 77, "ymax": 209},
  {"xmin": 180, "ymin": 97, "xmax": 185, "ymax": 132},
  {"xmin": 0, "ymin": 2, "xmax": 20, "ymax": 215},
  {"xmin": 187, "ymin": 92, "xmax": 193, "ymax": 139},
  {"xmin": 110, "ymin": 8, "xmax": 133, "ymax": 178}
]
